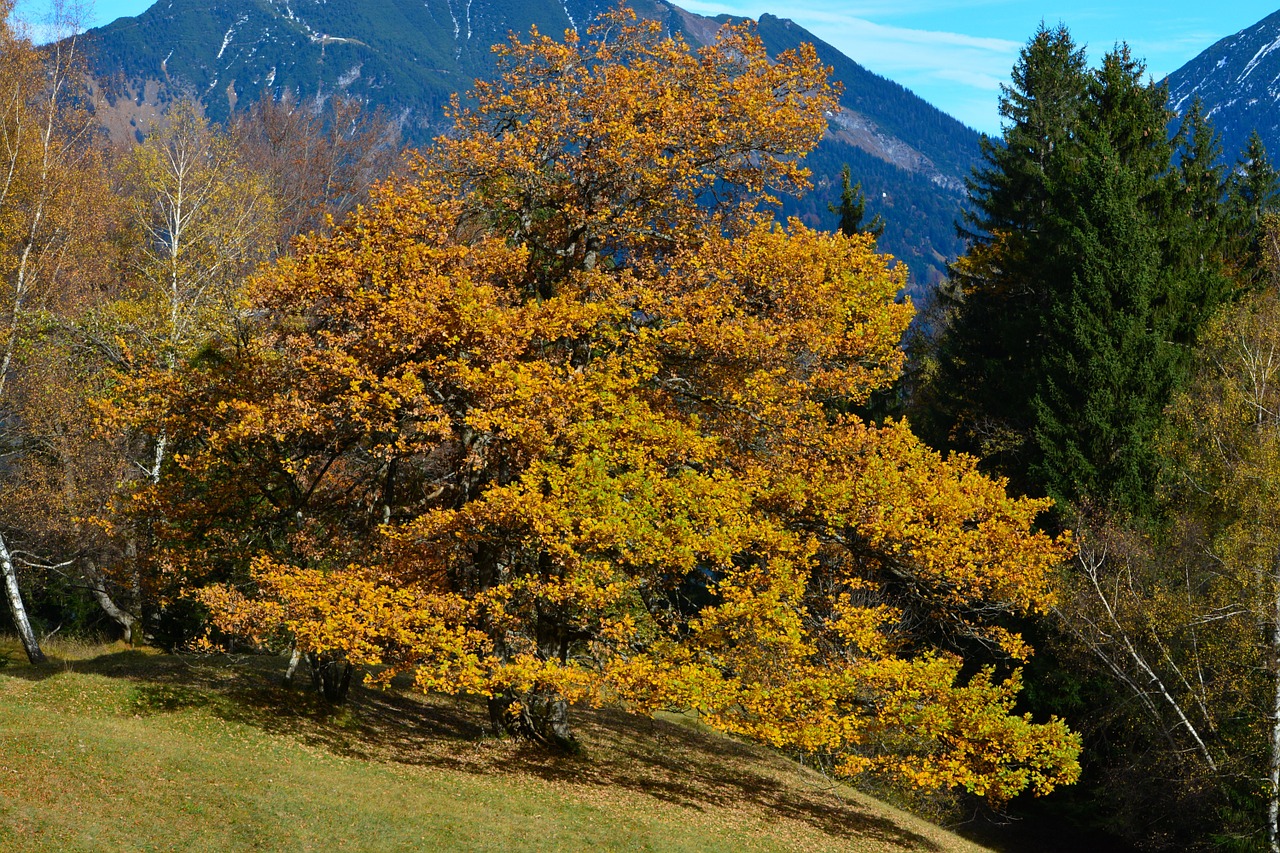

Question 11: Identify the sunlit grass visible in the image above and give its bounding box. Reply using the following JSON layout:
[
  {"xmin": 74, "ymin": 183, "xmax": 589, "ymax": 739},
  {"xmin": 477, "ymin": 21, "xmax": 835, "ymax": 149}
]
[
  {"xmin": 0, "ymin": 637, "xmax": 989, "ymax": 852},
  {"xmin": 0, "ymin": 634, "xmax": 141, "ymax": 665}
]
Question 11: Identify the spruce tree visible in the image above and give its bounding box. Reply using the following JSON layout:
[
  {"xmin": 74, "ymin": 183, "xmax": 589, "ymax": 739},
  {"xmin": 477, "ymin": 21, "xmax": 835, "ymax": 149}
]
[
  {"xmin": 927, "ymin": 32, "xmax": 1236, "ymax": 514},
  {"xmin": 1228, "ymin": 130, "xmax": 1280, "ymax": 226},
  {"xmin": 925, "ymin": 24, "xmax": 1088, "ymax": 490},
  {"xmin": 1174, "ymin": 98, "xmax": 1224, "ymax": 226},
  {"xmin": 1031, "ymin": 49, "xmax": 1179, "ymax": 511},
  {"xmin": 1225, "ymin": 130, "xmax": 1280, "ymax": 283},
  {"xmin": 829, "ymin": 164, "xmax": 884, "ymax": 239},
  {"xmin": 959, "ymin": 23, "xmax": 1088, "ymax": 242},
  {"xmin": 1165, "ymin": 97, "xmax": 1234, "ymax": 350}
]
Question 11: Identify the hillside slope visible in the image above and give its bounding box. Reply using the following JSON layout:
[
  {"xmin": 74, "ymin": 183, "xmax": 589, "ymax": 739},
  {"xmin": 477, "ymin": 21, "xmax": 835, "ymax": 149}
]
[
  {"xmin": 80, "ymin": 0, "xmax": 979, "ymax": 288},
  {"xmin": 1166, "ymin": 8, "xmax": 1280, "ymax": 161},
  {"xmin": 749, "ymin": 12, "xmax": 976, "ymax": 290},
  {"xmin": 0, "ymin": 642, "xmax": 990, "ymax": 852}
]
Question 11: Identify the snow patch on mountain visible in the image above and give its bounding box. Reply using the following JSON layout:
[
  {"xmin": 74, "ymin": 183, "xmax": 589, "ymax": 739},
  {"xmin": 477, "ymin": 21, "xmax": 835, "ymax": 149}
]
[
  {"xmin": 446, "ymin": 0, "xmax": 459, "ymax": 41},
  {"xmin": 217, "ymin": 15, "xmax": 248, "ymax": 60},
  {"xmin": 1239, "ymin": 35, "xmax": 1280, "ymax": 84},
  {"xmin": 1166, "ymin": 8, "xmax": 1280, "ymax": 166},
  {"xmin": 337, "ymin": 64, "xmax": 362, "ymax": 87}
]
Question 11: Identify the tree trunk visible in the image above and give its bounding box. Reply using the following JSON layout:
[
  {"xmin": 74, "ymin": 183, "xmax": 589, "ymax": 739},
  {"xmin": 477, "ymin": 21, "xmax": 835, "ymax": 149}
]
[
  {"xmin": 487, "ymin": 688, "xmax": 577, "ymax": 752},
  {"xmin": 0, "ymin": 532, "xmax": 44, "ymax": 664},
  {"xmin": 83, "ymin": 559, "xmax": 137, "ymax": 645},
  {"xmin": 283, "ymin": 647, "xmax": 303, "ymax": 685},
  {"xmin": 308, "ymin": 653, "xmax": 353, "ymax": 703},
  {"xmin": 1269, "ymin": 555, "xmax": 1280, "ymax": 853}
]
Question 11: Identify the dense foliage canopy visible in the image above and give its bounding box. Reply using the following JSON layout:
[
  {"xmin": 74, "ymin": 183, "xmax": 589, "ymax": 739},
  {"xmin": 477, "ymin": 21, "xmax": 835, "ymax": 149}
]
[
  {"xmin": 117, "ymin": 11, "xmax": 1083, "ymax": 800},
  {"xmin": 913, "ymin": 21, "xmax": 1280, "ymax": 849}
]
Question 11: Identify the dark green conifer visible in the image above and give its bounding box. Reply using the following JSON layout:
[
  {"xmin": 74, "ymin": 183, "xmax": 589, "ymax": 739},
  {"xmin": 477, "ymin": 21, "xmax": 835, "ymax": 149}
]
[
  {"xmin": 924, "ymin": 23, "xmax": 1088, "ymax": 489},
  {"xmin": 1227, "ymin": 130, "xmax": 1280, "ymax": 225},
  {"xmin": 927, "ymin": 33, "xmax": 1236, "ymax": 515},
  {"xmin": 959, "ymin": 22, "xmax": 1088, "ymax": 241},
  {"xmin": 1225, "ymin": 130, "xmax": 1280, "ymax": 283},
  {"xmin": 829, "ymin": 164, "xmax": 884, "ymax": 239},
  {"xmin": 1165, "ymin": 97, "xmax": 1234, "ymax": 348}
]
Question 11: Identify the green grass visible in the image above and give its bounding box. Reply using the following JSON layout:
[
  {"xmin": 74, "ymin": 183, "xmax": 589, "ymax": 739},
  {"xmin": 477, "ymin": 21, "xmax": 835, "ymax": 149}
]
[{"xmin": 0, "ymin": 638, "xmax": 989, "ymax": 852}]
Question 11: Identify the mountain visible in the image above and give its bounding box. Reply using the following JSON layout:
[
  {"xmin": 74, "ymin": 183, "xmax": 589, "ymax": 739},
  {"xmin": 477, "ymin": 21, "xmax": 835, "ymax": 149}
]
[
  {"xmin": 80, "ymin": 0, "xmax": 981, "ymax": 289},
  {"xmin": 1166, "ymin": 8, "xmax": 1280, "ymax": 163}
]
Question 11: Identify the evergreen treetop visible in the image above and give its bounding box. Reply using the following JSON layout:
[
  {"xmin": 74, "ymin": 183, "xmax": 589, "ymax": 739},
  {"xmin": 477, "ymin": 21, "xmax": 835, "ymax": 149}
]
[
  {"xmin": 926, "ymin": 27, "xmax": 1246, "ymax": 516},
  {"xmin": 829, "ymin": 163, "xmax": 885, "ymax": 239}
]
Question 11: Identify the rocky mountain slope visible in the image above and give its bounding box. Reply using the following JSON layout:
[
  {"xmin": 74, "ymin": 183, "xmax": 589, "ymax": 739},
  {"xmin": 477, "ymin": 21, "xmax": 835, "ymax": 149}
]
[
  {"xmin": 1166, "ymin": 8, "xmax": 1280, "ymax": 163},
  {"xmin": 81, "ymin": 0, "xmax": 982, "ymax": 288}
]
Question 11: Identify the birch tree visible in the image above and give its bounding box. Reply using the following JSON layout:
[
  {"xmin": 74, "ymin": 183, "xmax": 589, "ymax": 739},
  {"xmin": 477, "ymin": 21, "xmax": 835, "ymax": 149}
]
[
  {"xmin": 0, "ymin": 2, "xmax": 106, "ymax": 661},
  {"xmin": 1152, "ymin": 284, "xmax": 1280, "ymax": 851},
  {"xmin": 86, "ymin": 99, "xmax": 274, "ymax": 641}
]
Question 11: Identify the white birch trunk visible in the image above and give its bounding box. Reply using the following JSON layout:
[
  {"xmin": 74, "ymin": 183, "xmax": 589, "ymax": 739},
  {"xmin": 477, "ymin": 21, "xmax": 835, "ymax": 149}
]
[
  {"xmin": 0, "ymin": 531, "xmax": 44, "ymax": 664},
  {"xmin": 83, "ymin": 559, "xmax": 136, "ymax": 645},
  {"xmin": 1269, "ymin": 562, "xmax": 1280, "ymax": 853},
  {"xmin": 284, "ymin": 647, "xmax": 303, "ymax": 685}
]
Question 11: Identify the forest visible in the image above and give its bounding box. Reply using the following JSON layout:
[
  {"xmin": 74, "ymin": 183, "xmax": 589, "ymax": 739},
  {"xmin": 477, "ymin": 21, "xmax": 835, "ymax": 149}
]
[{"xmin": 3, "ymin": 2, "xmax": 1280, "ymax": 850}]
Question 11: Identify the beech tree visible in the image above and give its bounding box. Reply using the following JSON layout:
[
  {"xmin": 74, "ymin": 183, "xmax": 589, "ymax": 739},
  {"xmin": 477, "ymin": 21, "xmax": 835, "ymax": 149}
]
[{"xmin": 147, "ymin": 10, "xmax": 1080, "ymax": 801}]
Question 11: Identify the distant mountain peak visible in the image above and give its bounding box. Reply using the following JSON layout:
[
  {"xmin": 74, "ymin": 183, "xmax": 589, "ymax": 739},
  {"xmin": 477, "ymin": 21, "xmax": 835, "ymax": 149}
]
[
  {"xmin": 82, "ymin": 0, "xmax": 980, "ymax": 287},
  {"xmin": 1167, "ymin": 9, "xmax": 1280, "ymax": 160}
]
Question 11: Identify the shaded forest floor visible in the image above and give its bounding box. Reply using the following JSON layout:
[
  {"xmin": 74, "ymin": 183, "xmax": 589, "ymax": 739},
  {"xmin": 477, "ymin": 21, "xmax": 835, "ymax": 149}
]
[{"xmin": 0, "ymin": 638, "xmax": 994, "ymax": 852}]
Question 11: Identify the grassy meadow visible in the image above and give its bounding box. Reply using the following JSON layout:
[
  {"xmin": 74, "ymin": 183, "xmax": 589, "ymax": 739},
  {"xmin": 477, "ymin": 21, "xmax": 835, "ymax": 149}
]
[{"xmin": 0, "ymin": 638, "xmax": 991, "ymax": 853}]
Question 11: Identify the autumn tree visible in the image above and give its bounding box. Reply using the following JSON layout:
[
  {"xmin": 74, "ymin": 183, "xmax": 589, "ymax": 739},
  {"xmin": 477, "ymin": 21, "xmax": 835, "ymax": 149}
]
[
  {"xmin": 1051, "ymin": 274, "xmax": 1280, "ymax": 850},
  {"xmin": 149, "ymin": 9, "xmax": 1080, "ymax": 801},
  {"xmin": 80, "ymin": 99, "xmax": 275, "ymax": 644},
  {"xmin": 1052, "ymin": 512, "xmax": 1247, "ymax": 846},
  {"xmin": 230, "ymin": 90, "xmax": 402, "ymax": 252},
  {"xmin": 2, "ymin": 324, "xmax": 138, "ymax": 640},
  {"xmin": 0, "ymin": 1, "xmax": 113, "ymax": 661},
  {"xmin": 1160, "ymin": 284, "xmax": 1280, "ymax": 851},
  {"xmin": 114, "ymin": 99, "xmax": 274, "ymax": 375}
]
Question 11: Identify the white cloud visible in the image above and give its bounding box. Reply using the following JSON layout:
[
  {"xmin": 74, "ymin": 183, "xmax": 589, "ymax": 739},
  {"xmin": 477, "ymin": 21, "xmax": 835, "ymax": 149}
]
[
  {"xmin": 934, "ymin": 67, "xmax": 1005, "ymax": 91},
  {"xmin": 693, "ymin": 0, "xmax": 1017, "ymax": 17},
  {"xmin": 680, "ymin": 0, "xmax": 1018, "ymax": 132},
  {"xmin": 816, "ymin": 16, "xmax": 1018, "ymax": 75}
]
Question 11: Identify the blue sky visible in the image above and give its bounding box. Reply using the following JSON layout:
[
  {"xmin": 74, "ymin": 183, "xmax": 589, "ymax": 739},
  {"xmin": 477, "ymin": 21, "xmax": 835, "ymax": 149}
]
[
  {"xmin": 675, "ymin": 0, "xmax": 1280, "ymax": 133},
  {"xmin": 12, "ymin": 0, "xmax": 1280, "ymax": 134}
]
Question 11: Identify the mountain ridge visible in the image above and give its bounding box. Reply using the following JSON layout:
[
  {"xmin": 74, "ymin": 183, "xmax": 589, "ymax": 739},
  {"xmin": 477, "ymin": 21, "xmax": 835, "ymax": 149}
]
[
  {"xmin": 80, "ymin": 0, "xmax": 982, "ymax": 287},
  {"xmin": 1166, "ymin": 8, "xmax": 1280, "ymax": 163}
]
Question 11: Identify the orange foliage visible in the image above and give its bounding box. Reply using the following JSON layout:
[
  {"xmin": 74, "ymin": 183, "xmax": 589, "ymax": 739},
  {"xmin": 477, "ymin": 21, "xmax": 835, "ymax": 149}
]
[{"xmin": 149, "ymin": 8, "xmax": 1078, "ymax": 800}]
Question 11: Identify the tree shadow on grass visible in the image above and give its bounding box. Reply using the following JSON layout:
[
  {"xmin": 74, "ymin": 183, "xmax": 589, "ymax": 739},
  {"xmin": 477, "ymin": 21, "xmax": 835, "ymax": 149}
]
[
  {"xmin": 4, "ymin": 649, "xmax": 944, "ymax": 852},
  {"xmin": 0, "ymin": 648, "xmax": 169, "ymax": 681}
]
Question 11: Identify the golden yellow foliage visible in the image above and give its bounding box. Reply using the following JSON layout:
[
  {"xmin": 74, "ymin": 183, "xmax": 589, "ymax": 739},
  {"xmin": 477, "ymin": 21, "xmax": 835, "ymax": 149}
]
[{"xmin": 147, "ymin": 7, "xmax": 1078, "ymax": 801}]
